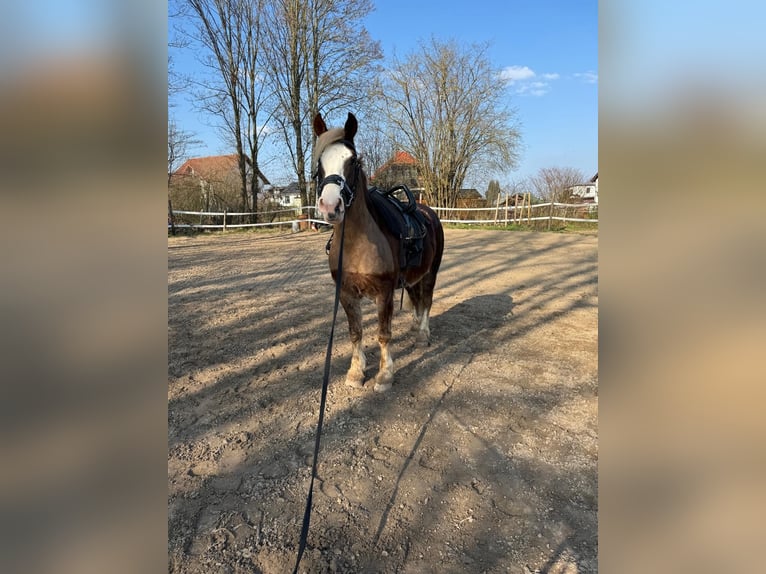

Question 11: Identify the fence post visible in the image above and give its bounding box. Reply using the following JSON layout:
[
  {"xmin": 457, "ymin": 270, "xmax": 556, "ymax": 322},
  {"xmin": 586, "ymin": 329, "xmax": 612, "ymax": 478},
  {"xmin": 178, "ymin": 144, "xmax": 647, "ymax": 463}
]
[
  {"xmin": 527, "ymin": 193, "xmax": 531, "ymax": 224},
  {"xmin": 512, "ymin": 195, "xmax": 517, "ymax": 225},
  {"xmin": 547, "ymin": 199, "xmax": 554, "ymax": 230},
  {"xmin": 223, "ymin": 209, "xmax": 227, "ymax": 232}
]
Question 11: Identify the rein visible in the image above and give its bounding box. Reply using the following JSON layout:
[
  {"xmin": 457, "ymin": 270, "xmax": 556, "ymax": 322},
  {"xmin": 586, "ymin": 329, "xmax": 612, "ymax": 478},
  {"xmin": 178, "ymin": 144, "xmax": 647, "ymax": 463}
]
[{"xmin": 293, "ymin": 215, "xmax": 346, "ymax": 574}]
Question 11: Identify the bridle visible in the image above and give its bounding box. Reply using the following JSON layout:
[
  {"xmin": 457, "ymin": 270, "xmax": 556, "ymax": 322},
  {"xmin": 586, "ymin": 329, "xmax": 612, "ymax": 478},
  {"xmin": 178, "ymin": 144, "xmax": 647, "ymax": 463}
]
[{"xmin": 314, "ymin": 139, "xmax": 360, "ymax": 209}]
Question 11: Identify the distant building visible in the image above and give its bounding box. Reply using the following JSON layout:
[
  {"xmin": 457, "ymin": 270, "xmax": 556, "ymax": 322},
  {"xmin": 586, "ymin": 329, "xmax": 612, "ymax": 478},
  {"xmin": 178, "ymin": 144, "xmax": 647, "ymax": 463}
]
[
  {"xmin": 370, "ymin": 150, "xmax": 488, "ymax": 208},
  {"xmin": 173, "ymin": 154, "xmax": 271, "ymax": 190},
  {"xmin": 455, "ymin": 188, "xmax": 485, "ymax": 208},
  {"xmin": 267, "ymin": 181, "xmax": 303, "ymax": 208},
  {"xmin": 508, "ymin": 193, "xmax": 527, "ymax": 206},
  {"xmin": 170, "ymin": 154, "xmax": 271, "ymax": 212},
  {"xmin": 371, "ymin": 150, "xmax": 420, "ymax": 190},
  {"xmin": 567, "ymin": 172, "xmax": 598, "ymax": 204}
]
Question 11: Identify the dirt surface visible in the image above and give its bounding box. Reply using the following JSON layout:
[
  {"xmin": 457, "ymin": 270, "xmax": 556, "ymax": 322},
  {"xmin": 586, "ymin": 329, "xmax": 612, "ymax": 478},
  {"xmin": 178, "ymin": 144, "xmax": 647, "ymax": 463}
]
[{"xmin": 168, "ymin": 227, "xmax": 598, "ymax": 574}]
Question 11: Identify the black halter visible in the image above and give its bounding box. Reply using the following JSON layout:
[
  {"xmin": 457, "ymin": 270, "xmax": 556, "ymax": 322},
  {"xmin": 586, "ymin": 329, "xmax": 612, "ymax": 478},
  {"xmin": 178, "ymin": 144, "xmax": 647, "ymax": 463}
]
[
  {"xmin": 317, "ymin": 173, "xmax": 355, "ymax": 208},
  {"xmin": 315, "ymin": 139, "xmax": 359, "ymax": 209}
]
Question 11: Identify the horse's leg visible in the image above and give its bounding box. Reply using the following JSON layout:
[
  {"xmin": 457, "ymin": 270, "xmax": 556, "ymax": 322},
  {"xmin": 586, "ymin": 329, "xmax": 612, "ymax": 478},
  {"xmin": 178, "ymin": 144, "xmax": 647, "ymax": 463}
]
[
  {"xmin": 403, "ymin": 286, "xmax": 420, "ymax": 332},
  {"xmin": 341, "ymin": 291, "xmax": 366, "ymax": 388},
  {"xmin": 409, "ymin": 274, "xmax": 436, "ymax": 347},
  {"xmin": 373, "ymin": 289, "xmax": 395, "ymax": 392}
]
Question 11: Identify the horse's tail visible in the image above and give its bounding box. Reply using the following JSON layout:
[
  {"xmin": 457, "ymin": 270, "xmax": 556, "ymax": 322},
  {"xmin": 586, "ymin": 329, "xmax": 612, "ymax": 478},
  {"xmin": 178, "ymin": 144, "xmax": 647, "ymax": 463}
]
[{"xmin": 420, "ymin": 204, "xmax": 444, "ymax": 277}]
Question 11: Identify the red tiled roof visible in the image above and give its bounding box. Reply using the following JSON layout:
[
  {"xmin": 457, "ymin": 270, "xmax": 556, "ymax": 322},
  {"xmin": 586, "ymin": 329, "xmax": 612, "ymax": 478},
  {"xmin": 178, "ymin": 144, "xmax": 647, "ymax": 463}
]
[
  {"xmin": 372, "ymin": 150, "xmax": 418, "ymax": 181},
  {"xmin": 174, "ymin": 154, "xmax": 239, "ymax": 181},
  {"xmin": 391, "ymin": 151, "xmax": 417, "ymax": 165},
  {"xmin": 174, "ymin": 154, "xmax": 271, "ymax": 185}
]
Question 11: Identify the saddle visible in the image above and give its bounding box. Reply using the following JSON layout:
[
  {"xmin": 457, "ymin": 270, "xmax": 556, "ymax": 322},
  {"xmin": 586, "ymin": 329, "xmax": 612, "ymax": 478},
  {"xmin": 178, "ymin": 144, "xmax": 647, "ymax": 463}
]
[{"xmin": 368, "ymin": 184, "xmax": 428, "ymax": 270}]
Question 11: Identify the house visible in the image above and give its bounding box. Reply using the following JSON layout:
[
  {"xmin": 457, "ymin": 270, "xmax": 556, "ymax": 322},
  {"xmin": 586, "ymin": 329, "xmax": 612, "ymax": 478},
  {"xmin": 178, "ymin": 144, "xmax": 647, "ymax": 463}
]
[
  {"xmin": 174, "ymin": 154, "xmax": 237, "ymax": 183},
  {"xmin": 506, "ymin": 193, "xmax": 527, "ymax": 206},
  {"xmin": 371, "ymin": 150, "xmax": 420, "ymax": 190},
  {"xmin": 567, "ymin": 172, "xmax": 598, "ymax": 204},
  {"xmin": 369, "ymin": 150, "xmax": 489, "ymax": 207},
  {"xmin": 455, "ymin": 188, "xmax": 485, "ymax": 208},
  {"xmin": 171, "ymin": 154, "xmax": 273, "ymax": 213},
  {"xmin": 173, "ymin": 154, "xmax": 271, "ymax": 191},
  {"xmin": 268, "ymin": 181, "xmax": 303, "ymax": 208}
]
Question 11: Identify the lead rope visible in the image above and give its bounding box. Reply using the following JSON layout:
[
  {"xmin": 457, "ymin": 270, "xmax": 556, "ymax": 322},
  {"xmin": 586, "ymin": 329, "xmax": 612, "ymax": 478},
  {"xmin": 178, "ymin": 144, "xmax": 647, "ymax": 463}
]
[{"xmin": 293, "ymin": 216, "xmax": 346, "ymax": 574}]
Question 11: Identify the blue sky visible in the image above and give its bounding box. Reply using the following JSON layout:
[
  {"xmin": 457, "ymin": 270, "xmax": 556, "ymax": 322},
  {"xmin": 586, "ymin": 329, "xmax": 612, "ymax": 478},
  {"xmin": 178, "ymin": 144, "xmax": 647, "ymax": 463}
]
[{"xmin": 170, "ymin": 0, "xmax": 598, "ymax": 189}]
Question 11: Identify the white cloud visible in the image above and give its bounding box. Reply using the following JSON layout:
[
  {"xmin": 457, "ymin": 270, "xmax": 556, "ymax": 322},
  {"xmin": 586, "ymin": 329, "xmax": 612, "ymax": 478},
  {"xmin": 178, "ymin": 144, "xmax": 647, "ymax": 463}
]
[
  {"xmin": 499, "ymin": 65, "xmax": 536, "ymax": 83},
  {"xmin": 499, "ymin": 65, "xmax": 560, "ymax": 97},
  {"xmin": 516, "ymin": 81, "xmax": 550, "ymax": 97},
  {"xmin": 575, "ymin": 71, "xmax": 598, "ymax": 84},
  {"xmin": 249, "ymin": 124, "xmax": 275, "ymax": 137}
]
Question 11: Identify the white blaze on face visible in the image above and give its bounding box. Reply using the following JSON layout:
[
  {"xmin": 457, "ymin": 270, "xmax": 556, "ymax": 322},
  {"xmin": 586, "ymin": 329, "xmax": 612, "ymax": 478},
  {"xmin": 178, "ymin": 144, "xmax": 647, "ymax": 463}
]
[{"xmin": 316, "ymin": 143, "xmax": 354, "ymax": 221}]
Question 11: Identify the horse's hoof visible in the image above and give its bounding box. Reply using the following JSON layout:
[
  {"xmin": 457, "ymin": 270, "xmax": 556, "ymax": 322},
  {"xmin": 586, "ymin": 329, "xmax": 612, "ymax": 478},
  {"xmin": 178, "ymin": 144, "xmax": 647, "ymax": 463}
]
[
  {"xmin": 373, "ymin": 370, "xmax": 393, "ymax": 392},
  {"xmin": 345, "ymin": 374, "xmax": 364, "ymax": 388},
  {"xmin": 415, "ymin": 334, "xmax": 430, "ymax": 347}
]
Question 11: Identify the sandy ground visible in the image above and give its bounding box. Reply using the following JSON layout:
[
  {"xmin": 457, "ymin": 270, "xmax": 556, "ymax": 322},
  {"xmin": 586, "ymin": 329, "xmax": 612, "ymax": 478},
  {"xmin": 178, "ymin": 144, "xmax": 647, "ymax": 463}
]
[{"xmin": 168, "ymin": 227, "xmax": 598, "ymax": 574}]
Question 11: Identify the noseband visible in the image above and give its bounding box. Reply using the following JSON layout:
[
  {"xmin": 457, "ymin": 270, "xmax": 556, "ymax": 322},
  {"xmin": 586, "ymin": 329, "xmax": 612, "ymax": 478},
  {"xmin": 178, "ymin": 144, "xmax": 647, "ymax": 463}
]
[
  {"xmin": 315, "ymin": 140, "xmax": 359, "ymax": 209},
  {"xmin": 317, "ymin": 173, "xmax": 355, "ymax": 208}
]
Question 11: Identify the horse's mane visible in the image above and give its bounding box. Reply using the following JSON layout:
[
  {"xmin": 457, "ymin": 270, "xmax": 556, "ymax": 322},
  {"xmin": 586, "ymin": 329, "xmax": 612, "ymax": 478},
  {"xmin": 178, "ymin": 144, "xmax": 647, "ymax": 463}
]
[{"xmin": 312, "ymin": 127, "xmax": 347, "ymax": 176}]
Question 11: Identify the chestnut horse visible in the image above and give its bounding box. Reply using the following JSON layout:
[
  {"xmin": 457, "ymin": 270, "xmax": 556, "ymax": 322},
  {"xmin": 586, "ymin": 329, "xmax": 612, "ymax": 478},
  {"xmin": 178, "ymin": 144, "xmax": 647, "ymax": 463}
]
[{"xmin": 313, "ymin": 112, "xmax": 444, "ymax": 392}]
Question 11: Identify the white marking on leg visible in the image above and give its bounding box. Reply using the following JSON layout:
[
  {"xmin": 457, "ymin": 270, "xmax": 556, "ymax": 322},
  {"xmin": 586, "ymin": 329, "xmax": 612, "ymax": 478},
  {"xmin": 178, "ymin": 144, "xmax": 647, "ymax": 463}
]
[
  {"xmin": 416, "ymin": 308, "xmax": 431, "ymax": 346},
  {"xmin": 345, "ymin": 339, "xmax": 366, "ymax": 388},
  {"xmin": 419, "ymin": 308, "xmax": 430, "ymax": 335},
  {"xmin": 410, "ymin": 308, "xmax": 421, "ymax": 332},
  {"xmin": 374, "ymin": 342, "xmax": 394, "ymax": 392}
]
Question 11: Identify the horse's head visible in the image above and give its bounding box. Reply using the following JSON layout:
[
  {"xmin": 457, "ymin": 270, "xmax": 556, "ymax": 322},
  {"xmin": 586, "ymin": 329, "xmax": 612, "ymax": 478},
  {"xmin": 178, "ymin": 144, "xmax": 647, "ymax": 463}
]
[{"xmin": 312, "ymin": 112, "xmax": 359, "ymax": 224}]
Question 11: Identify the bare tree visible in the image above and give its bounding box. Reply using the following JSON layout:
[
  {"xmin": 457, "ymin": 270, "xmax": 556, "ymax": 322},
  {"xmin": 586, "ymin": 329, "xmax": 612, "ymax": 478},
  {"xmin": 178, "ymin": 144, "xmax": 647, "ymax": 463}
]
[
  {"xmin": 352, "ymin": 104, "xmax": 398, "ymax": 188},
  {"xmin": 381, "ymin": 38, "xmax": 521, "ymax": 208},
  {"xmin": 167, "ymin": 119, "xmax": 201, "ymax": 185},
  {"xmin": 168, "ymin": 0, "xmax": 191, "ymax": 105},
  {"xmin": 261, "ymin": 0, "xmax": 382, "ymax": 206},
  {"xmin": 167, "ymin": 119, "xmax": 201, "ymax": 233},
  {"xmin": 239, "ymin": 0, "xmax": 273, "ymax": 221},
  {"xmin": 527, "ymin": 166, "xmax": 585, "ymax": 203},
  {"xmin": 184, "ymin": 0, "xmax": 272, "ymax": 221}
]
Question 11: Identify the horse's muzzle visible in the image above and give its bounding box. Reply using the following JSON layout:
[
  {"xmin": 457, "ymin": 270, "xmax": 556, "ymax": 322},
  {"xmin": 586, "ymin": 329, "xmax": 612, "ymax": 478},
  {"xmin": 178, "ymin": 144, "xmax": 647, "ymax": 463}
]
[{"xmin": 318, "ymin": 195, "xmax": 343, "ymax": 222}]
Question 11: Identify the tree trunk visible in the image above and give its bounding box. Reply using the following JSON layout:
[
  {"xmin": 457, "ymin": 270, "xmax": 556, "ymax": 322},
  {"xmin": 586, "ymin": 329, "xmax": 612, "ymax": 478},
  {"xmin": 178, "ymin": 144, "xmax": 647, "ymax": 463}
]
[{"xmin": 168, "ymin": 198, "xmax": 176, "ymax": 235}]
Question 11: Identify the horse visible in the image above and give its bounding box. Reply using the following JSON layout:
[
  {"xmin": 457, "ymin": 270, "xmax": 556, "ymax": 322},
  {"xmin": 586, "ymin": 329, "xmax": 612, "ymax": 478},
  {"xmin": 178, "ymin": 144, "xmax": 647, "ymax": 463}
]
[{"xmin": 312, "ymin": 112, "xmax": 444, "ymax": 392}]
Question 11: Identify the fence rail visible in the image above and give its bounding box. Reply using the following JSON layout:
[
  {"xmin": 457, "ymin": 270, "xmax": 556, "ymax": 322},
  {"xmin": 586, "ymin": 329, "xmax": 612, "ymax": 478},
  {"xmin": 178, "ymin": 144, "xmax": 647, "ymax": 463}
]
[
  {"xmin": 431, "ymin": 202, "xmax": 598, "ymax": 224},
  {"xmin": 168, "ymin": 201, "xmax": 597, "ymax": 231}
]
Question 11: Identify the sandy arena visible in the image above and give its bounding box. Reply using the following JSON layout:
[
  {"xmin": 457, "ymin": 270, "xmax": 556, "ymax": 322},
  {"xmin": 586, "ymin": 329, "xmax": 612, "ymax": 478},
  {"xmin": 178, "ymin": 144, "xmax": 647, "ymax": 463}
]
[{"xmin": 168, "ymin": 227, "xmax": 598, "ymax": 573}]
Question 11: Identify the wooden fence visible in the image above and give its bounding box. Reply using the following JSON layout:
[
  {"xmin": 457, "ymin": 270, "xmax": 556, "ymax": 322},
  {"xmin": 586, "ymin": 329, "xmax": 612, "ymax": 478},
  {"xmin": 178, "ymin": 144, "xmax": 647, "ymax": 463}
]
[
  {"xmin": 432, "ymin": 202, "xmax": 598, "ymax": 226},
  {"xmin": 168, "ymin": 202, "xmax": 597, "ymax": 232}
]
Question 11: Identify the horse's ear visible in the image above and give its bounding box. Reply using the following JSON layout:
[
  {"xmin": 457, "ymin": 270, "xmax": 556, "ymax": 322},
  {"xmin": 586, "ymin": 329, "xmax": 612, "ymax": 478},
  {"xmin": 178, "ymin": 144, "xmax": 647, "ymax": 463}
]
[
  {"xmin": 313, "ymin": 113, "xmax": 327, "ymax": 136},
  {"xmin": 344, "ymin": 112, "xmax": 358, "ymax": 141}
]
